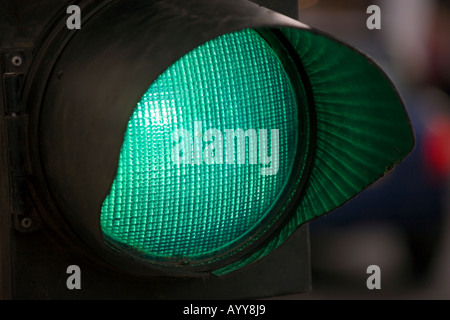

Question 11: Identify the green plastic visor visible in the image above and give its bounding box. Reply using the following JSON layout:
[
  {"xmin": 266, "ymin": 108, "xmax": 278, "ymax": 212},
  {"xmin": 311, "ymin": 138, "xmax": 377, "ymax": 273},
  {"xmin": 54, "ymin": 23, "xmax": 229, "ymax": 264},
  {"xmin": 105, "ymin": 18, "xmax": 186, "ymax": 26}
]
[{"xmin": 215, "ymin": 27, "xmax": 414, "ymax": 275}]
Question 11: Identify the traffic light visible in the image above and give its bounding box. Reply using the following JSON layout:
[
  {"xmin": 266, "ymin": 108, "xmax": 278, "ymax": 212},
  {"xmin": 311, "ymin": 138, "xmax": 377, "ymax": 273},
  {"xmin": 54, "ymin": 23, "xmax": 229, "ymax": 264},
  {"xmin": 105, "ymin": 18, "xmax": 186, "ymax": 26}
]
[{"xmin": 0, "ymin": 0, "xmax": 414, "ymax": 299}]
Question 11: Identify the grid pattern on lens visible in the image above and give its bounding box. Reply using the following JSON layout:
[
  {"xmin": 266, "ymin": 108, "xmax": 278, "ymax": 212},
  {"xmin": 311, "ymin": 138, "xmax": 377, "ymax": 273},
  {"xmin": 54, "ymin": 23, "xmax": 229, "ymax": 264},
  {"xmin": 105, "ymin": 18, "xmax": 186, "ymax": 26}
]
[{"xmin": 100, "ymin": 29, "xmax": 298, "ymax": 262}]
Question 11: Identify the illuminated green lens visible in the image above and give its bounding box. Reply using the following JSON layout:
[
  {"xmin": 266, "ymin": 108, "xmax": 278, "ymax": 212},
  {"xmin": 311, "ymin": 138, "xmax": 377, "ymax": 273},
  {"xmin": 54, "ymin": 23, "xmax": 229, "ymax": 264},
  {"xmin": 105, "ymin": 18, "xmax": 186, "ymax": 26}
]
[{"xmin": 100, "ymin": 29, "xmax": 299, "ymax": 263}]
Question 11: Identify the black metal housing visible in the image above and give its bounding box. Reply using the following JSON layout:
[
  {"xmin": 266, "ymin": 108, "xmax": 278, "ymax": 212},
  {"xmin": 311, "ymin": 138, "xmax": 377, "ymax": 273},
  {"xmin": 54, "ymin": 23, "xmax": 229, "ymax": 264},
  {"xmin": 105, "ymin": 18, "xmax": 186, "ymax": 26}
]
[
  {"xmin": 24, "ymin": 0, "xmax": 314, "ymax": 277},
  {"xmin": 1, "ymin": 0, "xmax": 311, "ymax": 299}
]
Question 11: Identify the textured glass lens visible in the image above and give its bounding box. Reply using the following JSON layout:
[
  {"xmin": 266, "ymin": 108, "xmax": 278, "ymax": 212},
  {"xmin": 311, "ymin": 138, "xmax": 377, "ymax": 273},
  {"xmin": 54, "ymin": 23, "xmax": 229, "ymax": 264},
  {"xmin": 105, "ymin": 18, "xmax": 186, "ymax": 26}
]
[{"xmin": 100, "ymin": 29, "xmax": 299, "ymax": 263}]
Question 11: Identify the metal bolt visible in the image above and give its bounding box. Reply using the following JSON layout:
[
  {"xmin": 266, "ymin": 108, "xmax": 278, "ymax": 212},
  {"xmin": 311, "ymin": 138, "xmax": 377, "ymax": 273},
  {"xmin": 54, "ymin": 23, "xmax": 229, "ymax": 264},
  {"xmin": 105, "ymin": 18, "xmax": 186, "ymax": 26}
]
[
  {"xmin": 11, "ymin": 55, "xmax": 23, "ymax": 67},
  {"xmin": 21, "ymin": 217, "xmax": 32, "ymax": 229}
]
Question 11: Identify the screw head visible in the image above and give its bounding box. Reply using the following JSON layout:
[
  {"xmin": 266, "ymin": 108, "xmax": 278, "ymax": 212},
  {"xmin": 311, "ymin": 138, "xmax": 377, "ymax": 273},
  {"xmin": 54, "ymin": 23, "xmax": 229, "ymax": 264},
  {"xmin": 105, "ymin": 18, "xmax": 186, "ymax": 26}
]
[
  {"xmin": 21, "ymin": 217, "xmax": 32, "ymax": 229},
  {"xmin": 11, "ymin": 55, "xmax": 23, "ymax": 67}
]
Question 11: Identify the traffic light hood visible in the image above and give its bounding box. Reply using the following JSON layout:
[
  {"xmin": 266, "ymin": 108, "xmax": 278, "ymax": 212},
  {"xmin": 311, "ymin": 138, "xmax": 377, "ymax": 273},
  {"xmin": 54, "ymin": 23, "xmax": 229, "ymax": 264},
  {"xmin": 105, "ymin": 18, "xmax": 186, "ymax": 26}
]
[{"xmin": 26, "ymin": 0, "xmax": 414, "ymax": 277}]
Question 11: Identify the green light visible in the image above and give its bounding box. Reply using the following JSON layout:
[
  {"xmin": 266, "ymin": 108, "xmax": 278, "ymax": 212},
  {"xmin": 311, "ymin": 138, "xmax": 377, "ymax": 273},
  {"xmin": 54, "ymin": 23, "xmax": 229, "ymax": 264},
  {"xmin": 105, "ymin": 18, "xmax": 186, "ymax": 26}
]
[{"xmin": 100, "ymin": 29, "xmax": 299, "ymax": 264}]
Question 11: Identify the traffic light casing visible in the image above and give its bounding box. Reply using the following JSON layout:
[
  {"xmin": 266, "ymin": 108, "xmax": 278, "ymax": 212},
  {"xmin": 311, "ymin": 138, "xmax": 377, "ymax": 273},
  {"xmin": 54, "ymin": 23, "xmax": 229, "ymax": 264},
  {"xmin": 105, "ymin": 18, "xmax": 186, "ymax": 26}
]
[{"xmin": 0, "ymin": 0, "xmax": 414, "ymax": 299}]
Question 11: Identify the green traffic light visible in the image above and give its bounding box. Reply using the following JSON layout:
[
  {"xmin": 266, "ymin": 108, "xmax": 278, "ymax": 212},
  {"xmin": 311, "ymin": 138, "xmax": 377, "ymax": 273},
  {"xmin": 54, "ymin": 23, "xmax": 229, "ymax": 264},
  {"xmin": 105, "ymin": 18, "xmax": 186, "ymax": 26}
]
[
  {"xmin": 98, "ymin": 25, "xmax": 413, "ymax": 273},
  {"xmin": 100, "ymin": 28, "xmax": 305, "ymax": 264}
]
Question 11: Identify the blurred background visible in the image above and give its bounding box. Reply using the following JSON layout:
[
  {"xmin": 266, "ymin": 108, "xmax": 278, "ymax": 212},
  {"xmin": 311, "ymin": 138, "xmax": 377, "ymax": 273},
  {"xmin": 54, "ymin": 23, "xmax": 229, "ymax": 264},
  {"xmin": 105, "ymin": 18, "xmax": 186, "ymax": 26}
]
[{"xmin": 294, "ymin": 0, "xmax": 450, "ymax": 299}]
